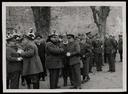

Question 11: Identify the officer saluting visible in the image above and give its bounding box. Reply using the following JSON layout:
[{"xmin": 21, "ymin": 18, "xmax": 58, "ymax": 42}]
[{"xmin": 66, "ymin": 34, "xmax": 81, "ymax": 89}]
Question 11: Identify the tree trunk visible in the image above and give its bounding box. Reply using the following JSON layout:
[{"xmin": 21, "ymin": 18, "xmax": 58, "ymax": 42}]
[
  {"xmin": 31, "ymin": 7, "xmax": 51, "ymax": 38},
  {"xmin": 90, "ymin": 6, "xmax": 110, "ymax": 64}
]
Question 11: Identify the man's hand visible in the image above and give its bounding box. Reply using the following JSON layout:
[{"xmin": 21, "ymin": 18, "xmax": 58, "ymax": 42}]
[
  {"xmin": 17, "ymin": 49, "xmax": 24, "ymax": 54},
  {"xmin": 83, "ymin": 55, "xmax": 85, "ymax": 58},
  {"xmin": 66, "ymin": 52, "xmax": 71, "ymax": 57},
  {"xmin": 17, "ymin": 57, "xmax": 23, "ymax": 61}
]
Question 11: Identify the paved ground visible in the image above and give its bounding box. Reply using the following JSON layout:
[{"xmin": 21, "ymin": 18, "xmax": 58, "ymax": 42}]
[{"xmin": 19, "ymin": 53, "xmax": 123, "ymax": 89}]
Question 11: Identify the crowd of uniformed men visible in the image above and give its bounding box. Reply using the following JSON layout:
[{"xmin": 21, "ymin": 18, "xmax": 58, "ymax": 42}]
[{"xmin": 6, "ymin": 28, "xmax": 123, "ymax": 89}]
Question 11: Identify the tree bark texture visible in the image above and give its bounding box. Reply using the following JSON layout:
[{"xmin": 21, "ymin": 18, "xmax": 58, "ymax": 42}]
[
  {"xmin": 90, "ymin": 6, "xmax": 110, "ymax": 64},
  {"xmin": 31, "ymin": 7, "xmax": 51, "ymax": 38}
]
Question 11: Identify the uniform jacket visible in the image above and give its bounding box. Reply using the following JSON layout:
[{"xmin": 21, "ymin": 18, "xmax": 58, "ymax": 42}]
[
  {"xmin": 35, "ymin": 39, "xmax": 46, "ymax": 62},
  {"xmin": 21, "ymin": 41, "xmax": 43, "ymax": 76},
  {"xmin": 93, "ymin": 39, "xmax": 102, "ymax": 54},
  {"xmin": 79, "ymin": 41, "xmax": 92, "ymax": 59},
  {"xmin": 6, "ymin": 45, "xmax": 22, "ymax": 73},
  {"xmin": 45, "ymin": 41, "xmax": 64, "ymax": 69},
  {"xmin": 66, "ymin": 41, "xmax": 81, "ymax": 66},
  {"xmin": 104, "ymin": 38, "xmax": 115, "ymax": 54},
  {"xmin": 118, "ymin": 38, "xmax": 123, "ymax": 52}
]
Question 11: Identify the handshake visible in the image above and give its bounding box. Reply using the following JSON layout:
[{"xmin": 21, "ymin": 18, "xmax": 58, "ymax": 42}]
[
  {"xmin": 17, "ymin": 48, "xmax": 24, "ymax": 54},
  {"xmin": 17, "ymin": 57, "xmax": 23, "ymax": 61},
  {"xmin": 66, "ymin": 52, "xmax": 71, "ymax": 57}
]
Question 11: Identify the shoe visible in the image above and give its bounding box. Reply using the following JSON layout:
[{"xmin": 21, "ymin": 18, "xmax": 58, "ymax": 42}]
[
  {"xmin": 69, "ymin": 86, "xmax": 76, "ymax": 89},
  {"xmin": 64, "ymin": 83, "xmax": 67, "ymax": 86},
  {"xmin": 111, "ymin": 70, "xmax": 115, "ymax": 72},
  {"xmin": 56, "ymin": 86, "xmax": 61, "ymax": 88},
  {"xmin": 75, "ymin": 86, "xmax": 82, "ymax": 89}
]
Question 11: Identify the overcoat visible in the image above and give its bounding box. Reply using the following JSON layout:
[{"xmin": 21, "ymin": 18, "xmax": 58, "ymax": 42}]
[
  {"xmin": 6, "ymin": 46, "xmax": 22, "ymax": 73},
  {"xmin": 21, "ymin": 41, "xmax": 43, "ymax": 76},
  {"xmin": 45, "ymin": 42, "xmax": 64, "ymax": 69}
]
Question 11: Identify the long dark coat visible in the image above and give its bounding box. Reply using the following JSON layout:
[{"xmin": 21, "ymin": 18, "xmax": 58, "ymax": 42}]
[
  {"xmin": 21, "ymin": 41, "xmax": 43, "ymax": 76},
  {"xmin": 45, "ymin": 42, "xmax": 64, "ymax": 69},
  {"xmin": 104, "ymin": 38, "xmax": 115, "ymax": 54}
]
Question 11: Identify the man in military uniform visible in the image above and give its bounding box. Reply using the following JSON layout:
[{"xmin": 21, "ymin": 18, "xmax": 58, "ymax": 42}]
[
  {"xmin": 86, "ymin": 31, "xmax": 94, "ymax": 73},
  {"xmin": 93, "ymin": 34, "xmax": 103, "ymax": 71},
  {"xmin": 19, "ymin": 33, "xmax": 43, "ymax": 89},
  {"xmin": 118, "ymin": 35, "xmax": 123, "ymax": 62},
  {"xmin": 35, "ymin": 34, "xmax": 47, "ymax": 81},
  {"xmin": 79, "ymin": 36, "xmax": 91, "ymax": 83},
  {"xmin": 45, "ymin": 33, "xmax": 64, "ymax": 89},
  {"xmin": 66, "ymin": 34, "xmax": 81, "ymax": 89},
  {"xmin": 104, "ymin": 34, "xmax": 115, "ymax": 72},
  {"xmin": 112, "ymin": 36, "xmax": 118, "ymax": 62},
  {"xmin": 6, "ymin": 34, "xmax": 23, "ymax": 89}
]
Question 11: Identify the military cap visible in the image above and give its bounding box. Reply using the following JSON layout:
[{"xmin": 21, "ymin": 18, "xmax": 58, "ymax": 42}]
[
  {"xmin": 6, "ymin": 35, "xmax": 15, "ymax": 42},
  {"xmin": 35, "ymin": 34, "xmax": 42, "ymax": 39},
  {"xmin": 67, "ymin": 34, "xmax": 75, "ymax": 39},
  {"xmin": 24, "ymin": 32, "xmax": 35, "ymax": 40},
  {"xmin": 48, "ymin": 32, "xmax": 58, "ymax": 38}
]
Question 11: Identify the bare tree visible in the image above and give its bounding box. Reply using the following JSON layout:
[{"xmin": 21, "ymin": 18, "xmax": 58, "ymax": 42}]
[
  {"xmin": 31, "ymin": 7, "xmax": 51, "ymax": 38},
  {"xmin": 90, "ymin": 6, "xmax": 110, "ymax": 38}
]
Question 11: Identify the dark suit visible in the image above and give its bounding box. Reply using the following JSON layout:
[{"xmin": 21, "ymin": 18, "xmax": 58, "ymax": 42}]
[
  {"xmin": 66, "ymin": 41, "xmax": 81, "ymax": 87},
  {"xmin": 93, "ymin": 39, "xmax": 103, "ymax": 71},
  {"xmin": 112, "ymin": 38, "xmax": 118, "ymax": 61},
  {"xmin": 45, "ymin": 41, "xmax": 64, "ymax": 89},
  {"xmin": 6, "ymin": 45, "xmax": 22, "ymax": 89},
  {"xmin": 35, "ymin": 39, "xmax": 47, "ymax": 79},
  {"xmin": 104, "ymin": 38, "xmax": 115, "ymax": 72},
  {"xmin": 61, "ymin": 43, "xmax": 71, "ymax": 86},
  {"xmin": 118, "ymin": 38, "xmax": 123, "ymax": 62}
]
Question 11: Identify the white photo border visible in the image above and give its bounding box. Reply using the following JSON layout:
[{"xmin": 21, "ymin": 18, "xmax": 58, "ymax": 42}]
[{"xmin": 2, "ymin": 1, "xmax": 127, "ymax": 93}]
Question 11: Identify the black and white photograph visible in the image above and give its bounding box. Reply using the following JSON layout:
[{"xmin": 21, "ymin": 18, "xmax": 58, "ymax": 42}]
[{"xmin": 2, "ymin": 2, "xmax": 126, "ymax": 92}]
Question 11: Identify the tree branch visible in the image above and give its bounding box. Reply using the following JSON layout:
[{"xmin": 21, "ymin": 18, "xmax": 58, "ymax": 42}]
[{"xmin": 90, "ymin": 6, "xmax": 99, "ymax": 29}]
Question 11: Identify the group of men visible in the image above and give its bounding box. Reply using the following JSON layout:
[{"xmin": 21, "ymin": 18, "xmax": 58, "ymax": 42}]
[{"xmin": 6, "ymin": 29, "xmax": 123, "ymax": 89}]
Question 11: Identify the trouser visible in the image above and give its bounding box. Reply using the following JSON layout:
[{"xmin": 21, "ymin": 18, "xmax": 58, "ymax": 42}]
[
  {"xmin": 69, "ymin": 63, "xmax": 81, "ymax": 87},
  {"xmin": 81, "ymin": 57, "xmax": 90, "ymax": 79},
  {"xmin": 40, "ymin": 59, "xmax": 47, "ymax": 79},
  {"xmin": 95, "ymin": 53, "xmax": 102, "ymax": 71},
  {"xmin": 119, "ymin": 50, "xmax": 122, "ymax": 62},
  {"xmin": 106, "ymin": 53, "xmax": 115, "ymax": 71},
  {"xmin": 62, "ymin": 64, "xmax": 71, "ymax": 86},
  {"xmin": 104, "ymin": 53, "xmax": 107, "ymax": 63},
  {"xmin": 7, "ymin": 71, "xmax": 21, "ymax": 89},
  {"xmin": 23, "ymin": 73, "xmax": 40, "ymax": 89},
  {"xmin": 113, "ymin": 52, "xmax": 117, "ymax": 62},
  {"xmin": 49, "ymin": 69, "xmax": 60, "ymax": 89},
  {"xmin": 89, "ymin": 55, "xmax": 94, "ymax": 72}
]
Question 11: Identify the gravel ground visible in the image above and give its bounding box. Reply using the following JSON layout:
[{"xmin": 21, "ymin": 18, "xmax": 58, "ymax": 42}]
[{"xmin": 19, "ymin": 53, "xmax": 123, "ymax": 89}]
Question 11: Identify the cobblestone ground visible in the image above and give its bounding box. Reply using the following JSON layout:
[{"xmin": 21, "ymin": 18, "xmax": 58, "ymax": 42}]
[{"xmin": 19, "ymin": 53, "xmax": 123, "ymax": 89}]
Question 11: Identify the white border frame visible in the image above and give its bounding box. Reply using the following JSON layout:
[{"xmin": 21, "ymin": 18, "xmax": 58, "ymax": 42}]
[{"xmin": 2, "ymin": 2, "xmax": 127, "ymax": 93}]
